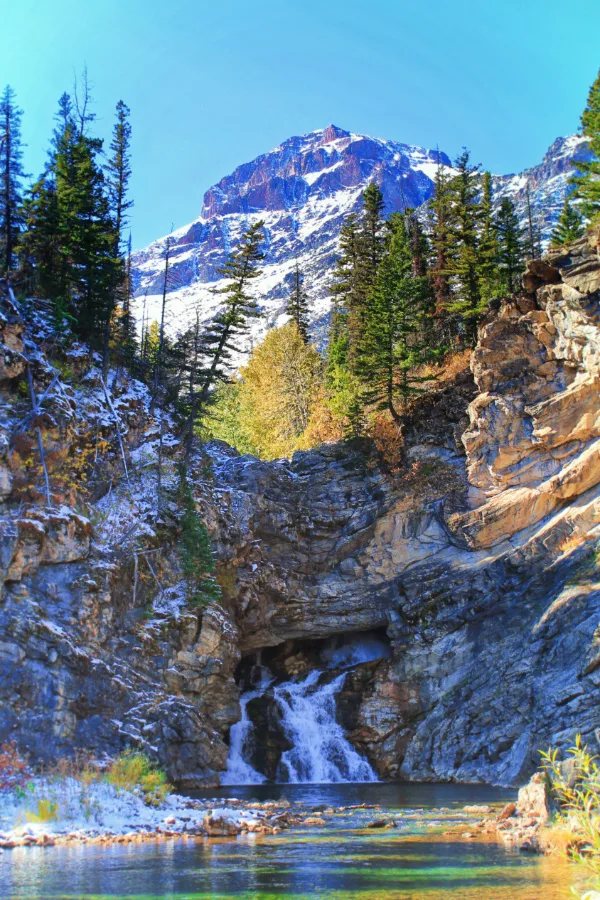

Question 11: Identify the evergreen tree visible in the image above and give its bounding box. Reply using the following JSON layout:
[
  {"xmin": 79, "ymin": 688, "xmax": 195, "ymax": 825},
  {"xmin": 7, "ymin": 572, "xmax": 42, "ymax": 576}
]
[
  {"xmin": 177, "ymin": 308, "xmax": 205, "ymax": 460},
  {"xmin": 196, "ymin": 221, "xmax": 265, "ymax": 408},
  {"xmin": 525, "ymin": 179, "xmax": 537, "ymax": 259},
  {"xmin": 21, "ymin": 90, "xmax": 115, "ymax": 342},
  {"xmin": 551, "ymin": 197, "xmax": 585, "ymax": 247},
  {"xmin": 48, "ymin": 92, "xmax": 74, "ymax": 170},
  {"xmin": 20, "ymin": 177, "xmax": 64, "ymax": 308},
  {"xmin": 478, "ymin": 171, "xmax": 501, "ymax": 304},
  {"xmin": 176, "ymin": 465, "xmax": 221, "ymax": 608},
  {"xmin": 116, "ymin": 233, "xmax": 138, "ymax": 363},
  {"xmin": 328, "ymin": 212, "xmax": 359, "ymax": 368},
  {"xmin": 106, "ymin": 101, "xmax": 132, "ymax": 251},
  {"xmin": 428, "ymin": 155, "xmax": 453, "ymax": 322},
  {"xmin": 328, "ymin": 184, "xmax": 386, "ymax": 373},
  {"xmin": 406, "ymin": 209, "xmax": 428, "ymax": 278},
  {"xmin": 570, "ymin": 68, "xmax": 600, "ymax": 225},
  {"xmin": 357, "ymin": 182, "xmax": 386, "ymax": 293},
  {"xmin": 287, "ymin": 258, "xmax": 310, "ymax": 342},
  {"xmin": 352, "ymin": 182, "xmax": 386, "ymax": 363},
  {"xmin": 358, "ymin": 213, "xmax": 431, "ymax": 423},
  {"xmin": 102, "ymin": 100, "xmax": 133, "ymax": 373},
  {"xmin": 53, "ymin": 123, "xmax": 115, "ymax": 343},
  {"xmin": 445, "ymin": 148, "xmax": 483, "ymax": 341},
  {"xmin": 495, "ymin": 198, "xmax": 525, "ymax": 294},
  {"xmin": 0, "ymin": 85, "xmax": 25, "ymax": 275}
]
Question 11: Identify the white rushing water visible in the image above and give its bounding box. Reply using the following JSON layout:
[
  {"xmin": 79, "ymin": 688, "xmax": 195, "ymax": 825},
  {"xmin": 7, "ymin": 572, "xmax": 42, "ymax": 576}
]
[
  {"xmin": 221, "ymin": 669, "xmax": 273, "ymax": 785},
  {"xmin": 274, "ymin": 670, "xmax": 377, "ymax": 784},
  {"xmin": 224, "ymin": 634, "xmax": 385, "ymax": 785}
]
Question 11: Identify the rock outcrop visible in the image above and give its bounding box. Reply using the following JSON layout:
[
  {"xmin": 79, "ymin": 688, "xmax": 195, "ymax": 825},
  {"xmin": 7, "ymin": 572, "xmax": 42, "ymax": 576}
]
[
  {"xmin": 2, "ymin": 227, "xmax": 600, "ymax": 788},
  {"xmin": 200, "ymin": 226, "xmax": 600, "ymax": 785}
]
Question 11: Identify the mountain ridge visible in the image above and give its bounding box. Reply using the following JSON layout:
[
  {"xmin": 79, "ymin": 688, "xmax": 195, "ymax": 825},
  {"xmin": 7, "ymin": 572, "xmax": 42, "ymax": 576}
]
[{"xmin": 132, "ymin": 126, "xmax": 590, "ymax": 354}]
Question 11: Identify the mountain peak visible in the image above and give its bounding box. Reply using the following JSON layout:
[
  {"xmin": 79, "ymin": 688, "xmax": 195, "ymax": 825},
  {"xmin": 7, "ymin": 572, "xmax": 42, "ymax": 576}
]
[
  {"xmin": 320, "ymin": 124, "xmax": 351, "ymax": 144},
  {"xmin": 133, "ymin": 128, "xmax": 583, "ymax": 365}
]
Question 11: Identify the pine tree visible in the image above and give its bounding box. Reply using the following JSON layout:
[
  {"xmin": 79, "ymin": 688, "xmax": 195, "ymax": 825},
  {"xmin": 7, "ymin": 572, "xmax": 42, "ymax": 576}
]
[
  {"xmin": 287, "ymin": 258, "xmax": 310, "ymax": 342},
  {"xmin": 102, "ymin": 100, "xmax": 133, "ymax": 373},
  {"xmin": 117, "ymin": 233, "xmax": 138, "ymax": 363},
  {"xmin": 196, "ymin": 221, "xmax": 265, "ymax": 408},
  {"xmin": 358, "ymin": 182, "xmax": 386, "ymax": 293},
  {"xmin": 428, "ymin": 155, "xmax": 453, "ymax": 322},
  {"xmin": 359, "ymin": 213, "xmax": 431, "ymax": 423},
  {"xmin": 176, "ymin": 464, "xmax": 221, "ymax": 608},
  {"xmin": 20, "ymin": 176, "xmax": 64, "ymax": 308},
  {"xmin": 328, "ymin": 184, "xmax": 386, "ymax": 373},
  {"xmin": 328, "ymin": 212, "xmax": 359, "ymax": 368},
  {"xmin": 478, "ymin": 171, "xmax": 501, "ymax": 304},
  {"xmin": 352, "ymin": 182, "xmax": 385, "ymax": 363},
  {"xmin": 0, "ymin": 85, "xmax": 25, "ymax": 275},
  {"xmin": 54, "ymin": 124, "xmax": 115, "ymax": 343},
  {"xmin": 177, "ymin": 308, "xmax": 205, "ymax": 460},
  {"xmin": 21, "ymin": 90, "xmax": 115, "ymax": 343},
  {"xmin": 151, "ymin": 234, "xmax": 174, "ymax": 409},
  {"xmin": 445, "ymin": 148, "xmax": 483, "ymax": 341},
  {"xmin": 106, "ymin": 101, "xmax": 132, "ymax": 251},
  {"xmin": 496, "ymin": 198, "xmax": 525, "ymax": 294},
  {"xmin": 570, "ymin": 68, "xmax": 600, "ymax": 225},
  {"xmin": 48, "ymin": 93, "xmax": 74, "ymax": 170},
  {"xmin": 525, "ymin": 179, "xmax": 537, "ymax": 259},
  {"xmin": 24, "ymin": 94, "xmax": 77, "ymax": 318},
  {"xmin": 551, "ymin": 197, "xmax": 585, "ymax": 247}
]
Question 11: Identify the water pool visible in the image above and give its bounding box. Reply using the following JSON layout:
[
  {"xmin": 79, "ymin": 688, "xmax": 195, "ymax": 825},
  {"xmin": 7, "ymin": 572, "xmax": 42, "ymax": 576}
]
[{"xmin": 0, "ymin": 783, "xmax": 577, "ymax": 900}]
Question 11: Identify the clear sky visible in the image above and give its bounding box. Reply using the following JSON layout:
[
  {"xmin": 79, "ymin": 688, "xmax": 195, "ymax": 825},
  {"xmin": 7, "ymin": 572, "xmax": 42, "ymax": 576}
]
[{"xmin": 3, "ymin": 0, "xmax": 599, "ymax": 248}]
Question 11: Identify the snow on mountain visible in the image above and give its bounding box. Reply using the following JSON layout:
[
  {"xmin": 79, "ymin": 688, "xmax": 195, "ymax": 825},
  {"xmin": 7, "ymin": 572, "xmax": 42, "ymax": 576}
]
[{"xmin": 132, "ymin": 124, "xmax": 590, "ymax": 356}]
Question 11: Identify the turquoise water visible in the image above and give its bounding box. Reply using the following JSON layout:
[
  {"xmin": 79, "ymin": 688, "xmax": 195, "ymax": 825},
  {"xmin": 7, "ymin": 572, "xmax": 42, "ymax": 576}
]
[{"xmin": 0, "ymin": 783, "xmax": 576, "ymax": 900}]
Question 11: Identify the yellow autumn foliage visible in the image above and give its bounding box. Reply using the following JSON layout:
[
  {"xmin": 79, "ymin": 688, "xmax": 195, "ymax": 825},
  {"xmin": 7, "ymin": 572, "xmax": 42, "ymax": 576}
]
[{"xmin": 239, "ymin": 322, "xmax": 324, "ymax": 459}]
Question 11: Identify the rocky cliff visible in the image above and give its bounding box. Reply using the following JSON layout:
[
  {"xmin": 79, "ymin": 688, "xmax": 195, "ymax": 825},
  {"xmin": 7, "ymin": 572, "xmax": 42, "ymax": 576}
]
[{"xmin": 1, "ymin": 227, "xmax": 600, "ymax": 788}]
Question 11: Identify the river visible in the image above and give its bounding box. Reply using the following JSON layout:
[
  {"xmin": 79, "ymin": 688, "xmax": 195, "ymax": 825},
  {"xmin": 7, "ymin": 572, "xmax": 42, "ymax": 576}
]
[{"xmin": 0, "ymin": 782, "xmax": 576, "ymax": 899}]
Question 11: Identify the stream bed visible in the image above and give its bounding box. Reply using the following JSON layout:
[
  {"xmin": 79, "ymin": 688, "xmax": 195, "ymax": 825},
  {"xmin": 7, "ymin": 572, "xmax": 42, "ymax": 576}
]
[{"xmin": 0, "ymin": 783, "xmax": 577, "ymax": 899}]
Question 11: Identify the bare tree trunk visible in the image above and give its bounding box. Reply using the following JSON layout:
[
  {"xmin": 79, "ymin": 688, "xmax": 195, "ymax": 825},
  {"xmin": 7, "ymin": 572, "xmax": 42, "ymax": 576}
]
[
  {"xmin": 151, "ymin": 235, "xmax": 172, "ymax": 511},
  {"xmin": 526, "ymin": 180, "xmax": 536, "ymax": 259},
  {"xmin": 101, "ymin": 376, "xmax": 131, "ymax": 490}
]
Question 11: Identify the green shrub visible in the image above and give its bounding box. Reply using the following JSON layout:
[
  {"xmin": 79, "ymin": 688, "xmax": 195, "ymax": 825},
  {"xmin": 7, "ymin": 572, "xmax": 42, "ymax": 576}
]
[
  {"xmin": 541, "ymin": 735, "xmax": 600, "ymax": 894},
  {"xmin": 106, "ymin": 750, "xmax": 171, "ymax": 806},
  {"xmin": 176, "ymin": 465, "xmax": 221, "ymax": 609}
]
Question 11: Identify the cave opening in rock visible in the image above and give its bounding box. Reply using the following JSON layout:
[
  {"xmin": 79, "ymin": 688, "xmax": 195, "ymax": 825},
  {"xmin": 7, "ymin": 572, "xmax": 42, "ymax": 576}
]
[{"xmin": 223, "ymin": 629, "xmax": 391, "ymax": 785}]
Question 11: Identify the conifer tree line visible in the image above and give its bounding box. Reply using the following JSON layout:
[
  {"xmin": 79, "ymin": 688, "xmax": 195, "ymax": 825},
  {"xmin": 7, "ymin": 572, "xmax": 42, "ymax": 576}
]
[
  {"xmin": 324, "ymin": 157, "xmax": 530, "ymax": 428},
  {"xmin": 0, "ymin": 76, "xmax": 136, "ymax": 372}
]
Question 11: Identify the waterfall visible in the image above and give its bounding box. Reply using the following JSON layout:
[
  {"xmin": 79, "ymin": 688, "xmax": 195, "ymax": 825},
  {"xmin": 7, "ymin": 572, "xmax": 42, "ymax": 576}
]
[
  {"xmin": 221, "ymin": 668, "xmax": 272, "ymax": 785},
  {"xmin": 223, "ymin": 634, "xmax": 386, "ymax": 785},
  {"xmin": 274, "ymin": 670, "xmax": 377, "ymax": 784}
]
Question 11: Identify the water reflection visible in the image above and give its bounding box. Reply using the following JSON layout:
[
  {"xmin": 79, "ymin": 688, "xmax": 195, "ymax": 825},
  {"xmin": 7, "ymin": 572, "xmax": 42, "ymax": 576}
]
[{"xmin": 0, "ymin": 783, "xmax": 576, "ymax": 899}]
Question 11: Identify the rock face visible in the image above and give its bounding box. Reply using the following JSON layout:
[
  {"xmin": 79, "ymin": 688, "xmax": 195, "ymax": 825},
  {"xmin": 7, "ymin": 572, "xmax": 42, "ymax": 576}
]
[
  {"xmin": 132, "ymin": 128, "xmax": 590, "ymax": 354},
  {"xmin": 200, "ymin": 226, "xmax": 600, "ymax": 785},
  {"xmin": 2, "ymin": 227, "xmax": 600, "ymax": 788},
  {"xmin": 0, "ymin": 313, "xmax": 241, "ymax": 787}
]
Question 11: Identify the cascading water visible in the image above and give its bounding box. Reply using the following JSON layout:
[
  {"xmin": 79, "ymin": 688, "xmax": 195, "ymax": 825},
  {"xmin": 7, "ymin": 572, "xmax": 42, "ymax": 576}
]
[
  {"xmin": 221, "ymin": 668, "xmax": 273, "ymax": 785},
  {"xmin": 224, "ymin": 634, "xmax": 388, "ymax": 785},
  {"xmin": 273, "ymin": 670, "xmax": 377, "ymax": 783}
]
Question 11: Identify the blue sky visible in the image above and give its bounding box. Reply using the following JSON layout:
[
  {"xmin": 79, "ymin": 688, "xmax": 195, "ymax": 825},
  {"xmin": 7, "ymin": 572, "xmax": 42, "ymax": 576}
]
[{"xmin": 3, "ymin": 0, "xmax": 599, "ymax": 247}]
